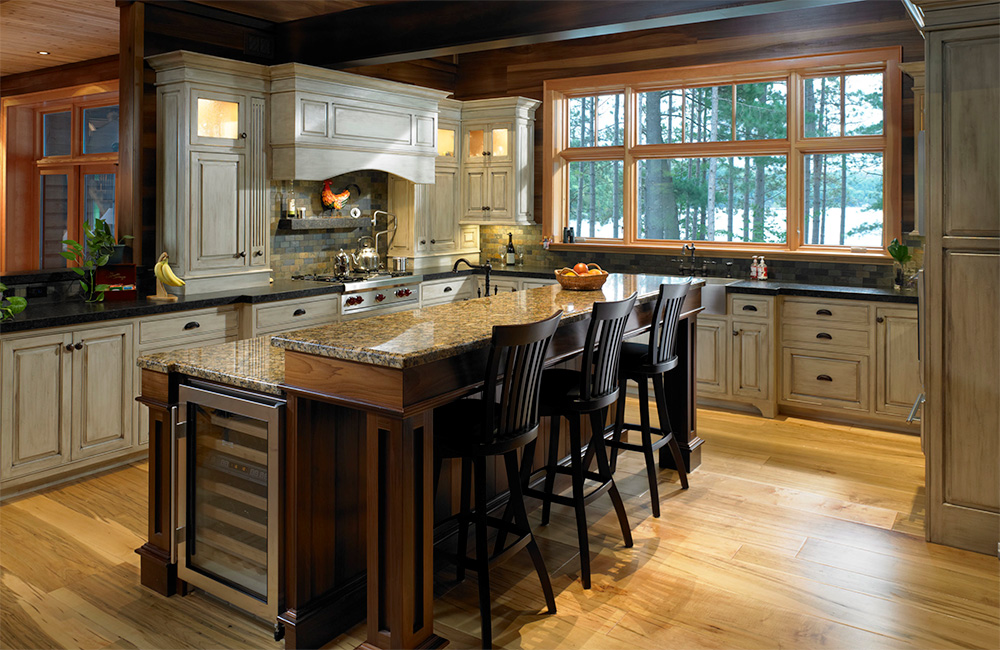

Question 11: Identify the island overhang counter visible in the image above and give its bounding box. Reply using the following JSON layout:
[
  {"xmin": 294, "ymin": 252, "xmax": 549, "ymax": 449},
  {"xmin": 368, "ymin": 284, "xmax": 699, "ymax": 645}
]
[{"xmin": 136, "ymin": 273, "xmax": 704, "ymax": 650}]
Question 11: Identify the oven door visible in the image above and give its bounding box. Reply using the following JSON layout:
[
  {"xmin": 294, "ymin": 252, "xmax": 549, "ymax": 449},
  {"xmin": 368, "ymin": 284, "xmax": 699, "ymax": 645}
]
[{"xmin": 176, "ymin": 382, "xmax": 284, "ymax": 621}]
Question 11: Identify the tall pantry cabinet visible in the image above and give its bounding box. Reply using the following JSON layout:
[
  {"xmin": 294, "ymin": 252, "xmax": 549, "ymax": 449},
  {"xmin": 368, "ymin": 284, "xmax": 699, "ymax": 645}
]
[{"xmin": 913, "ymin": 0, "xmax": 1000, "ymax": 555}]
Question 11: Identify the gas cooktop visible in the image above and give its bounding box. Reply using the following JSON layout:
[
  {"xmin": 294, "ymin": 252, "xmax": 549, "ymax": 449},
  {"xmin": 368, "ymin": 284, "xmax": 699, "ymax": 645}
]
[{"xmin": 291, "ymin": 271, "xmax": 414, "ymax": 284}]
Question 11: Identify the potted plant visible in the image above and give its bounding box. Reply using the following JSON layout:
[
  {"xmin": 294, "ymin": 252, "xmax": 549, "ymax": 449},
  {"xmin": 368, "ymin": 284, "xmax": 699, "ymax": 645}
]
[
  {"xmin": 61, "ymin": 218, "xmax": 133, "ymax": 302},
  {"xmin": 0, "ymin": 282, "xmax": 27, "ymax": 322},
  {"xmin": 887, "ymin": 238, "xmax": 912, "ymax": 291}
]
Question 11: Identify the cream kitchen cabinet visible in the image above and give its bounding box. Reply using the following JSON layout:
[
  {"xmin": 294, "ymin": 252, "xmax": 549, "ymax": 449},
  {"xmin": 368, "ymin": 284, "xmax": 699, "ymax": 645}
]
[
  {"xmin": 460, "ymin": 97, "xmax": 540, "ymax": 226},
  {"xmin": 874, "ymin": 306, "xmax": 920, "ymax": 417},
  {"xmin": 148, "ymin": 51, "xmax": 270, "ymax": 294},
  {"xmin": 695, "ymin": 315, "xmax": 728, "ymax": 396},
  {"xmin": 2, "ymin": 321, "xmax": 135, "ymax": 486},
  {"xmin": 242, "ymin": 295, "xmax": 340, "ymax": 338},
  {"xmin": 421, "ymin": 277, "xmax": 477, "ymax": 307}
]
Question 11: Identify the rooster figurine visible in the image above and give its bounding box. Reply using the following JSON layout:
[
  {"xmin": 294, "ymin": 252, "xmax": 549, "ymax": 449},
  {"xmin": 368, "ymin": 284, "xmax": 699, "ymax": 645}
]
[{"xmin": 321, "ymin": 181, "xmax": 359, "ymax": 211}]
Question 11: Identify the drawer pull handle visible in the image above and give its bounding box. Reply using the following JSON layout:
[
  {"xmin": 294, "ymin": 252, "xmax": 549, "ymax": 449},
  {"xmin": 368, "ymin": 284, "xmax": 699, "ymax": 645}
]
[
  {"xmin": 732, "ymin": 330, "xmax": 739, "ymax": 336},
  {"xmin": 742, "ymin": 305, "xmax": 758, "ymax": 312},
  {"xmin": 816, "ymin": 309, "xmax": 833, "ymax": 316},
  {"xmin": 816, "ymin": 332, "xmax": 833, "ymax": 340},
  {"xmin": 443, "ymin": 286, "xmax": 453, "ymax": 292},
  {"xmin": 817, "ymin": 374, "xmax": 833, "ymax": 382},
  {"xmin": 183, "ymin": 321, "xmax": 200, "ymax": 330},
  {"xmin": 293, "ymin": 309, "xmax": 306, "ymax": 316}
]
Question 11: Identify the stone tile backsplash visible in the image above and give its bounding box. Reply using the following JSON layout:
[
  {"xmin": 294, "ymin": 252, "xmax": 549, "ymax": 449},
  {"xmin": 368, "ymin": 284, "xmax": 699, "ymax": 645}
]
[{"xmin": 480, "ymin": 225, "xmax": 923, "ymax": 289}]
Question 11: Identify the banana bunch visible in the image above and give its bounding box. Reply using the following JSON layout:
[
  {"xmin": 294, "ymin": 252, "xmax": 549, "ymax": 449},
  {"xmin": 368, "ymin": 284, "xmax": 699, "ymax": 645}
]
[{"xmin": 154, "ymin": 252, "xmax": 185, "ymax": 287}]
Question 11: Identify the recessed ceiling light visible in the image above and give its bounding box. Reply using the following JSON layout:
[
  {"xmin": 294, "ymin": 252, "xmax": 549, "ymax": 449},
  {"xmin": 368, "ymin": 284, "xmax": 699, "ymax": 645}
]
[{"xmin": 37, "ymin": 51, "xmax": 49, "ymax": 55}]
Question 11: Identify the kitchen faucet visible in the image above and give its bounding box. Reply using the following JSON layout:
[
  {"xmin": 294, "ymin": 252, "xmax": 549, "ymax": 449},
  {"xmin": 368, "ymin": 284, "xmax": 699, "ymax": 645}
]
[
  {"xmin": 372, "ymin": 210, "xmax": 396, "ymax": 269},
  {"xmin": 677, "ymin": 243, "xmax": 697, "ymax": 276},
  {"xmin": 453, "ymin": 258, "xmax": 492, "ymax": 296}
]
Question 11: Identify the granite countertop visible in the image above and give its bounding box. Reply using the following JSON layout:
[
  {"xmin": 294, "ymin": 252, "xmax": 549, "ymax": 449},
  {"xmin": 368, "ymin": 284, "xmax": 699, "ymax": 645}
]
[
  {"xmin": 0, "ymin": 280, "xmax": 343, "ymax": 334},
  {"xmin": 271, "ymin": 273, "xmax": 702, "ymax": 369},
  {"xmin": 725, "ymin": 280, "xmax": 918, "ymax": 303},
  {"xmin": 421, "ymin": 264, "xmax": 558, "ymax": 282},
  {"xmin": 137, "ymin": 336, "xmax": 285, "ymax": 395}
]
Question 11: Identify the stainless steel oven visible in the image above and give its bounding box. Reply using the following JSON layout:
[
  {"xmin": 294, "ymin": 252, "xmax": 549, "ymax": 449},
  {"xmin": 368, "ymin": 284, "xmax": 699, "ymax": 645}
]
[{"xmin": 175, "ymin": 380, "xmax": 284, "ymax": 621}]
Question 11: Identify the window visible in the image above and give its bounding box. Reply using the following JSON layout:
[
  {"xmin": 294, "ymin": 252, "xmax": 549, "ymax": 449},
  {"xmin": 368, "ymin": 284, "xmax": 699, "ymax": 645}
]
[
  {"xmin": 544, "ymin": 49, "xmax": 901, "ymax": 257},
  {"xmin": 1, "ymin": 83, "xmax": 119, "ymax": 272}
]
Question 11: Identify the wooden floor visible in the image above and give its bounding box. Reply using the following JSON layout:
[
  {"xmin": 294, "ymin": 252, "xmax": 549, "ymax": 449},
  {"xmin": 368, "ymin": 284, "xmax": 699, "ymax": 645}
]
[{"xmin": 2, "ymin": 405, "xmax": 997, "ymax": 650}]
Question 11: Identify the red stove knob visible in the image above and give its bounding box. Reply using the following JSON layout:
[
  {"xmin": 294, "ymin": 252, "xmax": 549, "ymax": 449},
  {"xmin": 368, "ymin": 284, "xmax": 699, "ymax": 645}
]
[
  {"xmin": 375, "ymin": 293, "xmax": 386, "ymax": 302},
  {"xmin": 396, "ymin": 288, "xmax": 411, "ymax": 298}
]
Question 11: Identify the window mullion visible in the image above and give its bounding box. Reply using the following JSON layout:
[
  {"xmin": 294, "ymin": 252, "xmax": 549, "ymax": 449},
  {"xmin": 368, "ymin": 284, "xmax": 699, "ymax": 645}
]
[
  {"xmin": 788, "ymin": 71, "xmax": 803, "ymax": 251},
  {"xmin": 623, "ymin": 87, "xmax": 635, "ymax": 245}
]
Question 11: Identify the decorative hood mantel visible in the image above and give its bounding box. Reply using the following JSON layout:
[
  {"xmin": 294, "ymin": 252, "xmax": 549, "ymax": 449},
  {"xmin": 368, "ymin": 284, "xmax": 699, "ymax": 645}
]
[{"xmin": 269, "ymin": 63, "xmax": 450, "ymax": 184}]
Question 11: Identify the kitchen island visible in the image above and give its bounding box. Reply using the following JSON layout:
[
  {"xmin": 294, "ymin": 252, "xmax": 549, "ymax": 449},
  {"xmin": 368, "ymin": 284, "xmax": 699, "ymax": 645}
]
[{"xmin": 136, "ymin": 273, "xmax": 704, "ymax": 650}]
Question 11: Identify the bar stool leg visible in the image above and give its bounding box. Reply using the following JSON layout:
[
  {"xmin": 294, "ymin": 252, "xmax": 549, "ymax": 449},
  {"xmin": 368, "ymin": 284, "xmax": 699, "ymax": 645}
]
[
  {"xmin": 652, "ymin": 371, "xmax": 689, "ymax": 489},
  {"xmin": 473, "ymin": 456, "xmax": 493, "ymax": 649},
  {"xmin": 504, "ymin": 451, "xmax": 557, "ymax": 615},
  {"xmin": 635, "ymin": 376, "xmax": 662, "ymax": 516},
  {"xmin": 567, "ymin": 415, "xmax": 591, "ymax": 589},
  {"xmin": 456, "ymin": 457, "xmax": 472, "ymax": 581},
  {"xmin": 540, "ymin": 415, "xmax": 560, "ymax": 526},
  {"xmin": 610, "ymin": 382, "xmax": 628, "ymax": 473},
  {"xmin": 589, "ymin": 409, "xmax": 633, "ymax": 548}
]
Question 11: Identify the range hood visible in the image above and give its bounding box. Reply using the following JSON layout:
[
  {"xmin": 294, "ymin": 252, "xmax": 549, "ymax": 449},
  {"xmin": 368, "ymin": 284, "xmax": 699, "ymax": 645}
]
[{"xmin": 269, "ymin": 63, "xmax": 450, "ymax": 184}]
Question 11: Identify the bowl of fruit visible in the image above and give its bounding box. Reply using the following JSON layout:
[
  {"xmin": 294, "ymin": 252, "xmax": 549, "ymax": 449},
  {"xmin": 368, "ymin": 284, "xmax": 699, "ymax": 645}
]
[{"xmin": 555, "ymin": 262, "xmax": 609, "ymax": 291}]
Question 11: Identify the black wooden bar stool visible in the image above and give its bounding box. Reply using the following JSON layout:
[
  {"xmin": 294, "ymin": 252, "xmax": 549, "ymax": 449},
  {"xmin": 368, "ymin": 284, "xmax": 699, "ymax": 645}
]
[
  {"xmin": 434, "ymin": 311, "xmax": 562, "ymax": 649},
  {"xmin": 515, "ymin": 293, "xmax": 638, "ymax": 590},
  {"xmin": 608, "ymin": 281, "xmax": 691, "ymax": 518}
]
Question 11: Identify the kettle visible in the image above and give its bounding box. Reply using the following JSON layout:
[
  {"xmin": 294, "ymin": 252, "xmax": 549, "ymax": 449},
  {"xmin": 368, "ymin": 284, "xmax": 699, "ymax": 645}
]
[
  {"xmin": 334, "ymin": 248, "xmax": 351, "ymax": 275},
  {"xmin": 351, "ymin": 236, "xmax": 381, "ymax": 272}
]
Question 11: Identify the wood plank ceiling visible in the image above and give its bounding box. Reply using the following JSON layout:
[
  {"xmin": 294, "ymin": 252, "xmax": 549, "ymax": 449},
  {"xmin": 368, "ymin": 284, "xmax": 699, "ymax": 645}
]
[
  {"xmin": 0, "ymin": 0, "xmax": 119, "ymax": 76},
  {"xmin": 191, "ymin": 0, "xmax": 398, "ymax": 23}
]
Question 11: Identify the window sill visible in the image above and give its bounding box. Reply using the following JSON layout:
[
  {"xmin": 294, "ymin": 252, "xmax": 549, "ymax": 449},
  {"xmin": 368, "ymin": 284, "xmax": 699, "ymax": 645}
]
[{"xmin": 545, "ymin": 242, "xmax": 893, "ymax": 264}]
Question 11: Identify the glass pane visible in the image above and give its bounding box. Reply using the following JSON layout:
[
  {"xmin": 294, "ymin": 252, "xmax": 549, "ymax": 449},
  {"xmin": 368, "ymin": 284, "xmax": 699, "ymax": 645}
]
[
  {"xmin": 491, "ymin": 127, "xmax": 508, "ymax": 157},
  {"xmin": 197, "ymin": 98, "xmax": 239, "ymax": 139},
  {"xmin": 83, "ymin": 173, "xmax": 116, "ymax": 236},
  {"xmin": 638, "ymin": 89, "xmax": 683, "ymax": 144},
  {"xmin": 83, "ymin": 105, "xmax": 119, "ymax": 154},
  {"xmin": 468, "ymin": 128, "xmax": 485, "ymax": 158},
  {"xmin": 683, "ymin": 85, "xmax": 733, "ymax": 143},
  {"xmin": 735, "ymin": 81, "xmax": 787, "ymax": 140},
  {"xmin": 40, "ymin": 174, "xmax": 69, "ymax": 268},
  {"xmin": 803, "ymin": 152, "xmax": 883, "ymax": 246},
  {"xmin": 845, "ymin": 73, "xmax": 884, "ymax": 136},
  {"xmin": 43, "ymin": 111, "xmax": 71, "ymax": 157},
  {"xmin": 437, "ymin": 128, "xmax": 455, "ymax": 157},
  {"xmin": 567, "ymin": 160, "xmax": 624, "ymax": 238},
  {"xmin": 568, "ymin": 94, "xmax": 624, "ymax": 147},
  {"xmin": 638, "ymin": 156, "xmax": 787, "ymax": 243},
  {"xmin": 803, "ymin": 76, "xmax": 842, "ymax": 138},
  {"xmin": 189, "ymin": 402, "xmax": 269, "ymax": 600}
]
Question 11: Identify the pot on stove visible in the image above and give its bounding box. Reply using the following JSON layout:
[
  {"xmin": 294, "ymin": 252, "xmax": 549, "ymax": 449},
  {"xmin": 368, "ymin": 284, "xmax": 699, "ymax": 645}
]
[
  {"xmin": 352, "ymin": 236, "xmax": 381, "ymax": 272},
  {"xmin": 334, "ymin": 249, "xmax": 351, "ymax": 276}
]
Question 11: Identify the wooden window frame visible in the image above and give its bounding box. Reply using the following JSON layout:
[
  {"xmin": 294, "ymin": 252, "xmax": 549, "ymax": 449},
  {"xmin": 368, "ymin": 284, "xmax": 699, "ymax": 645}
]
[{"xmin": 542, "ymin": 48, "xmax": 902, "ymax": 261}]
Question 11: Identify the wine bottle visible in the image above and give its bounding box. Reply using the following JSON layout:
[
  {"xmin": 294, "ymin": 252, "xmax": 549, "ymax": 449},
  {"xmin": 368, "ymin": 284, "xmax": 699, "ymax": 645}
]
[{"xmin": 506, "ymin": 232, "xmax": 516, "ymax": 266}]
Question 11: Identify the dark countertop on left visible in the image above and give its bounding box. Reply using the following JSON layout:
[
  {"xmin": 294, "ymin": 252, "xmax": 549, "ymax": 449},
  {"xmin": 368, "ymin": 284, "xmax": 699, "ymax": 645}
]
[{"xmin": 0, "ymin": 280, "xmax": 343, "ymax": 334}]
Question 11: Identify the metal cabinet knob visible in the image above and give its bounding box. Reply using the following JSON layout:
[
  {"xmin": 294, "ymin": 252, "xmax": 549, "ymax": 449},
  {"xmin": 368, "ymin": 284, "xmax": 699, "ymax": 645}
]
[
  {"xmin": 235, "ymin": 251, "xmax": 246, "ymax": 258},
  {"xmin": 239, "ymin": 132, "xmax": 247, "ymax": 139},
  {"xmin": 430, "ymin": 239, "xmax": 436, "ymax": 244},
  {"xmin": 732, "ymin": 330, "xmax": 739, "ymax": 336},
  {"xmin": 253, "ymin": 250, "xmax": 263, "ymax": 257},
  {"xmin": 74, "ymin": 342, "xmax": 83, "ymax": 350},
  {"xmin": 876, "ymin": 316, "xmax": 885, "ymax": 323},
  {"xmin": 65, "ymin": 344, "xmax": 74, "ymax": 352}
]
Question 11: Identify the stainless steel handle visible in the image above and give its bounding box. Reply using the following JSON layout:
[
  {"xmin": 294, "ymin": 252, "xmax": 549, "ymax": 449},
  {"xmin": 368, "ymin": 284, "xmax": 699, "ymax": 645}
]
[{"xmin": 906, "ymin": 393, "xmax": 925, "ymax": 423}]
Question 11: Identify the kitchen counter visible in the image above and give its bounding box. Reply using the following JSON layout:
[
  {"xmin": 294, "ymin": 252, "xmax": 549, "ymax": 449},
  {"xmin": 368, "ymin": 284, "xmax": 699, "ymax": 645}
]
[
  {"xmin": 271, "ymin": 273, "xmax": 702, "ymax": 369},
  {"xmin": 726, "ymin": 279, "xmax": 918, "ymax": 303},
  {"xmin": 0, "ymin": 280, "xmax": 342, "ymax": 333},
  {"xmin": 137, "ymin": 336, "xmax": 284, "ymax": 395}
]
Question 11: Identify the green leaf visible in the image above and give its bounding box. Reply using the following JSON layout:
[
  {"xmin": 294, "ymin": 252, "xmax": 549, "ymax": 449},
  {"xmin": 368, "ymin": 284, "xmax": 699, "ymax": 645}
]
[
  {"xmin": 95, "ymin": 284, "xmax": 110, "ymax": 292},
  {"xmin": 80, "ymin": 280, "xmax": 89, "ymax": 291},
  {"xmin": 96, "ymin": 293, "xmax": 105, "ymax": 302},
  {"xmin": 97, "ymin": 255, "xmax": 110, "ymax": 266},
  {"xmin": 7, "ymin": 297, "xmax": 27, "ymax": 314},
  {"xmin": 70, "ymin": 267, "xmax": 85, "ymax": 276},
  {"xmin": 59, "ymin": 251, "xmax": 77, "ymax": 261}
]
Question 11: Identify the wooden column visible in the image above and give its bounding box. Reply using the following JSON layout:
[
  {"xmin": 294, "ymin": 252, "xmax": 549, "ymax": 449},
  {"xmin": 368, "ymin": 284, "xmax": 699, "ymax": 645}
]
[
  {"xmin": 660, "ymin": 314, "xmax": 704, "ymax": 471},
  {"xmin": 118, "ymin": 0, "xmax": 144, "ymax": 263}
]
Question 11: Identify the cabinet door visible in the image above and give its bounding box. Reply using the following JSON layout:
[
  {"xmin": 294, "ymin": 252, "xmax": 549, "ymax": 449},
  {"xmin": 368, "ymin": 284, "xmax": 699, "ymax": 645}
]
[
  {"xmin": 73, "ymin": 324, "xmax": 134, "ymax": 460},
  {"xmin": 1, "ymin": 332, "xmax": 73, "ymax": 479},
  {"xmin": 463, "ymin": 167, "xmax": 488, "ymax": 219},
  {"xmin": 190, "ymin": 151, "xmax": 247, "ymax": 272},
  {"xmin": 429, "ymin": 168, "xmax": 459, "ymax": 252},
  {"xmin": 696, "ymin": 316, "xmax": 728, "ymax": 396},
  {"xmin": 488, "ymin": 167, "xmax": 511, "ymax": 220},
  {"xmin": 463, "ymin": 124, "xmax": 489, "ymax": 163},
  {"xmin": 731, "ymin": 321, "xmax": 769, "ymax": 399},
  {"xmin": 487, "ymin": 123, "xmax": 512, "ymax": 163},
  {"xmin": 190, "ymin": 89, "xmax": 246, "ymax": 149},
  {"xmin": 875, "ymin": 307, "xmax": 920, "ymax": 417}
]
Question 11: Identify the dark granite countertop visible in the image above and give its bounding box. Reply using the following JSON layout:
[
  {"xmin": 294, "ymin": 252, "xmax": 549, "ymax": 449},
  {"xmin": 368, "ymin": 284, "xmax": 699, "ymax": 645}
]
[
  {"xmin": 725, "ymin": 280, "xmax": 917, "ymax": 304},
  {"xmin": 271, "ymin": 274, "xmax": 703, "ymax": 369},
  {"xmin": 0, "ymin": 280, "xmax": 343, "ymax": 334},
  {"xmin": 420, "ymin": 264, "xmax": 557, "ymax": 282}
]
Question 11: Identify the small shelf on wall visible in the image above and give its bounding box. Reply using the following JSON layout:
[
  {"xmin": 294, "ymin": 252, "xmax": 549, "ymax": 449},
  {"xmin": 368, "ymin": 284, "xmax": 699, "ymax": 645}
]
[{"xmin": 277, "ymin": 217, "xmax": 372, "ymax": 230}]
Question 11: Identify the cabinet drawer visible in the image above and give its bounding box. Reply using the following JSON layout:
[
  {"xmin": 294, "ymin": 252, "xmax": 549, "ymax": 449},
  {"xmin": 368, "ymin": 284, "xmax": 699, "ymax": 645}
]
[
  {"xmin": 139, "ymin": 308, "xmax": 238, "ymax": 346},
  {"xmin": 422, "ymin": 278, "xmax": 474, "ymax": 304},
  {"xmin": 731, "ymin": 296, "xmax": 770, "ymax": 319},
  {"xmin": 782, "ymin": 298, "xmax": 870, "ymax": 325},
  {"xmin": 521, "ymin": 279, "xmax": 558, "ymax": 290},
  {"xmin": 782, "ymin": 349, "xmax": 869, "ymax": 410},
  {"xmin": 255, "ymin": 296, "xmax": 339, "ymax": 333},
  {"xmin": 782, "ymin": 323, "xmax": 870, "ymax": 350}
]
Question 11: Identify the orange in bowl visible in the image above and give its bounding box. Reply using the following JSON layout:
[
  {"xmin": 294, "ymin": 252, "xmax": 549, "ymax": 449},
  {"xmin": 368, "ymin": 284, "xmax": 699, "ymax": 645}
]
[{"xmin": 555, "ymin": 263, "xmax": 609, "ymax": 290}]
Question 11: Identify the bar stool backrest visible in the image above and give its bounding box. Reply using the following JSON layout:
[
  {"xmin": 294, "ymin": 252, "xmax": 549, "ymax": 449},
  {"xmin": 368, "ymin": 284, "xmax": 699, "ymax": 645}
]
[
  {"xmin": 646, "ymin": 281, "xmax": 691, "ymax": 372},
  {"xmin": 482, "ymin": 311, "xmax": 563, "ymax": 444},
  {"xmin": 578, "ymin": 292, "xmax": 638, "ymax": 410}
]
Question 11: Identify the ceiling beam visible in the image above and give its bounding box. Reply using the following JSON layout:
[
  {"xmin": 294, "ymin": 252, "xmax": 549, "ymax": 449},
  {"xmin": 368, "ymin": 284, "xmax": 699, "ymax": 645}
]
[{"xmin": 278, "ymin": 0, "xmax": 870, "ymax": 69}]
